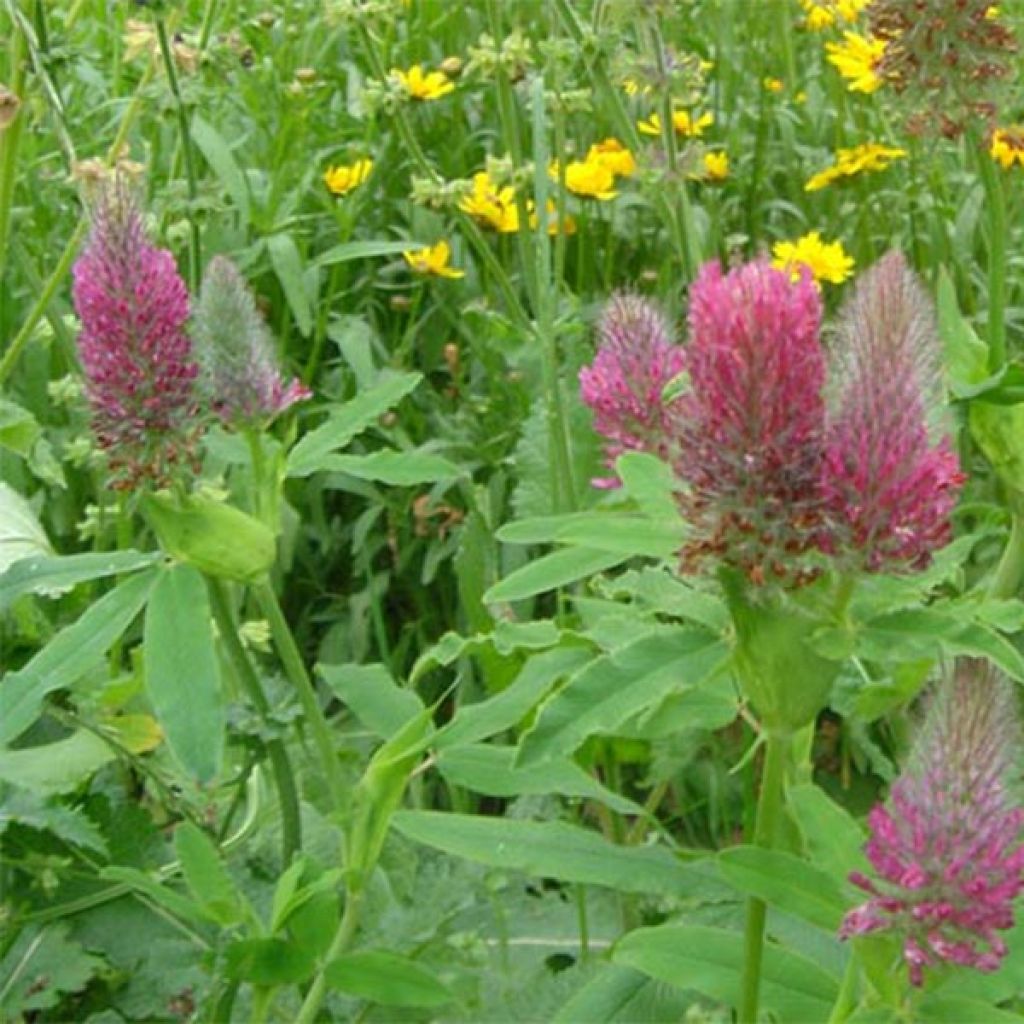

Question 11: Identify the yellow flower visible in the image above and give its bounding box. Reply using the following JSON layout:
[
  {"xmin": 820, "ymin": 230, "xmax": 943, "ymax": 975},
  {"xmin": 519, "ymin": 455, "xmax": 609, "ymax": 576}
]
[
  {"xmin": 763, "ymin": 77, "xmax": 784, "ymax": 93},
  {"xmin": 826, "ymin": 32, "xmax": 886, "ymax": 93},
  {"xmin": 323, "ymin": 158, "xmax": 374, "ymax": 196},
  {"xmin": 637, "ymin": 110, "xmax": 714, "ymax": 138},
  {"xmin": 702, "ymin": 151, "xmax": 729, "ymax": 181},
  {"xmin": 458, "ymin": 170, "xmax": 520, "ymax": 232},
  {"xmin": 391, "ymin": 64, "xmax": 455, "ymax": 101},
  {"xmin": 800, "ymin": 0, "xmax": 871, "ymax": 29},
  {"xmin": 804, "ymin": 142, "xmax": 906, "ymax": 191},
  {"xmin": 529, "ymin": 200, "xmax": 577, "ymax": 236},
  {"xmin": 586, "ymin": 138, "xmax": 637, "ymax": 178},
  {"xmin": 991, "ymin": 127, "xmax": 1024, "ymax": 169},
  {"xmin": 550, "ymin": 158, "xmax": 617, "ymax": 200},
  {"xmin": 986, "ymin": 5, "xmax": 1000, "ymax": 18},
  {"xmin": 772, "ymin": 231, "xmax": 854, "ymax": 286},
  {"xmin": 403, "ymin": 240, "xmax": 465, "ymax": 278}
]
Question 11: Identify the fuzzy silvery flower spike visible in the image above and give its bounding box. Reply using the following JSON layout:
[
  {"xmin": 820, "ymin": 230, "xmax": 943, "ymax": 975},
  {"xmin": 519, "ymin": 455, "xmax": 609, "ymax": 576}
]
[
  {"xmin": 578, "ymin": 293, "xmax": 686, "ymax": 489},
  {"xmin": 192, "ymin": 255, "xmax": 311, "ymax": 428},
  {"xmin": 72, "ymin": 182, "xmax": 199, "ymax": 489},
  {"xmin": 840, "ymin": 661, "xmax": 1024, "ymax": 986}
]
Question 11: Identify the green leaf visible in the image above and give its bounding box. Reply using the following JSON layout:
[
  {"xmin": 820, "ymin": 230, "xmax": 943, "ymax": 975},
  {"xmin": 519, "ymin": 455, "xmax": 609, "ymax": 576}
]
[
  {"xmin": 484, "ymin": 547, "xmax": 630, "ymax": 604},
  {"xmin": 316, "ymin": 239, "xmax": 425, "ymax": 267},
  {"xmin": 936, "ymin": 266, "xmax": 988, "ymax": 395},
  {"xmin": 717, "ymin": 846, "xmax": 846, "ymax": 931},
  {"xmin": 0, "ymin": 482, "xmax": 52, "ymax": 575},
  {"xmin": 0, "ymin": 788, "xmax": 108, "ymax": 854},
  {"xmin": 437, "ymin": 744, "xmax": 645, "ymax": 816},
  {"xmin": 174, "ymin": 822, "xmax": 245, "ymax": 926},
  {"xmin": 552, "ymin": 965, "xmax": 649, "ymax": 1023},
  {"xmin": 191, "ymin": 114, "xmax": 250, "ymax": 224},
  {"xmin": 0, "ymin": 550, "xmax": 160, "ymax": 613},
  {"xmin": 917, "ymin": 996, "xmax": 1024, "ymax": 1023},
  {"xmin": 517, "ymin": 630, "xmax": 726, "ymax": 766},
  {"xmin": 324, "ymin": 950, "xmax": 452, "ymax": 1007},
  {"xmin": 267, "ymin": 232, "xmax": 314, "ymax": 337},
  {"xmin": 616, "ymin": 452, "xmax": 681, "ymax": 521},
  {"xmin": 546, "ymin": 517, "xmax": 684, "ymax": 559},
  {"xmin": 434, "ymin": 646, "xmax": 594, "ymax": 750},
  {"xmin": 392, "ymin": 812, "xmax": 714, "ymax": 898},
  {"xmin": 100, "ymin": 866, "xmax": 211, "ymax": 926},
  {"xmin": 286, "ymin": 372, "xmax": 422, "ymax": 477},
  {"xmin": 0, "ymin": 924, "xmax": 106, "ymax": 1016},
  {"xmin": 319, "ymin": 450, "xmax": 463, "ymax": 486},
  {"xmin": 613, "ymin": 924, "xmax": 839, "ymax": 1021},
  {"xmin": 0, "ymin": 398, "xmax": 40, "ymax": 457},
  {"xmin": 788, "ymin": 784, "xmax": 868, "ymax": 883},
  {"xmin": 143, "ymin": 565, "xmax": 224, "ymax": 782},
  {"xmin": 318, "ymin": 662, "xmax": 424, "ymax": 739},
  {"xmin": 0, "ymin": 730, "xmax": 114, "ymax": 795},
  {"xmin": 224, "ymin": 939, "xmax": 316, "ymax": 985},
  {"xmin": 0, "ymin": 568, "xmax": 157, "ymax": 745}
]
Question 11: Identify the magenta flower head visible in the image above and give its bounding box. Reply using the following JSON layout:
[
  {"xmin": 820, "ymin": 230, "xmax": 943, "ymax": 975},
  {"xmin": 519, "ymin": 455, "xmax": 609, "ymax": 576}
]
[
  {"xmin": 840, "ymin": 661, "xmax": 1024, "ymax": 986},
  {"xmin": 578, "ymin": 293, "xmax": 686, "ymax": 488},
  {"xmin": 72, "ymin": 181, "xmax": 200, "ymax": 489},
  {"xmin": 192, "ymin": 256, "xmax": 311, "ymax": 428},
  {"xmin": 822, "ymin": 251, "xmax": 963, "ymax": 571},
  {"xmin": 673, "ymin": 259, "xmax": 827, "ymax": 583}
]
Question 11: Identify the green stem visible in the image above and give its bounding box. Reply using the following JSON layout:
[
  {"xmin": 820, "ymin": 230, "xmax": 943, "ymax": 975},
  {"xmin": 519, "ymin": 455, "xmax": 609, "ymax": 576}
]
[
  {"xmin": 989, "ymin": 500, "xmax": 1024, "ymax": 600},
  {"xmin": 295, "ymin": 889, "xmax": 362, "ymax": 1024},
  {"xmin": 254, "ymin": 579, "xmax": 344, "ymax": 810},
  {"xmin": 976, "ymin": 137, "xmax": 1007, "ymax": 369},
  {"xmin": 207, "ymin": 578, "xmax": 302, "ymax": 863},
  {"xmin": 153, "ymin": 16, "xmax": 201, "ymax": 291},
  {"xmin": 738, "ymin": 731, "xmax": 788, "ymax": 1024},
  {"xmin": 0, "ymin": 16, "xmax": 26, "ymax": 287}
]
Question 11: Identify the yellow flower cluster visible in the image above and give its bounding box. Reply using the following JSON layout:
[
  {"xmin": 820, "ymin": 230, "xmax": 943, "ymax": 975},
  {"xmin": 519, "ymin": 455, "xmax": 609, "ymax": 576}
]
[
  {"xmin": 801, "ymin": 0, "xmax": 871, "ymax": 30},
  {"xmin": 772, "ymin": 231, "xmax": 854, "ymax": 286},
  {"xmin": 391, "ymin": 64, "xmax": 455, "ymax": 101},
  {"xmin": 990, "ymin": 127, "xmax": 1024, "ymax": 170},
  {"xmin": 637, "ymin": 110, "xmax": 714, "ymax": 138},
  {"xmin": 826, "ymin": 32, "xmax": 886, "ymax": 93},
  {"xmin": 403, "ymin": 240, "xmax": 464, "ymax": 278},
  {"xmin": 805, "ymin": 142, "xmax": 906, "ymax": 191},
  {"xmin": 459, "ymin": 170, "xmax": 520, "ymax": 232},
  {"xmin": 549, "ymin": 137, "xmax": 637, "ymax": 201},
  {"xmin": 323, "ymin": 158, "xmax": 374, "ymax": 195}
]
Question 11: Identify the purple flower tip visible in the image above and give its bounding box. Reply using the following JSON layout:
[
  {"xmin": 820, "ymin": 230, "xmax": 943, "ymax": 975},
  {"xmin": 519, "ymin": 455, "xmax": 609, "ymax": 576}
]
[
  {"xmin": 840, "ymin": 661, "xmax": 1024, "ymax": 986},
  {"xmin": 193, "ymin": 255, "xmax": 311, "ymax": 428},
  {"xmin": 579, "ymin": 292, "xmax": 686, "ymax": 487},
  {"xmin": 72, "ymin": 182, "xmax": 199, "ymax": 489}
]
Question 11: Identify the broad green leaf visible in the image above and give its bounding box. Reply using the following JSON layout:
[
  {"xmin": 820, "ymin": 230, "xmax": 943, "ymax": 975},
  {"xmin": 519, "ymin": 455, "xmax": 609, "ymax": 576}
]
[
  {"xmin": 497, "ymin": 512, "xmax": 608, "ymax": 545},
  {"xmin": 174, "ymin": 822, "xmax": 245, "ymax": 926},
  {"xmin": 0, "ymin": 924, "xmax": 105, "ymax": 1016},
  {"xmin": 324, "ymin": 950, "xmax": 452, "ymax": 1007},
  {"xmin": 917, "ymin": 996, "xmax": 1024, "ymax": 1023},
  {"xmin": 318, "ymin": 662, "xmax": 423, "ymax": 738},
  {"xmin": 434, "ymin": 646, "xmax": 593, "ymax": 750},
  {"xmin": 437, "ymin": 744, "xmax": 645, "ymax": 816},
  {"xmin": 936, "ymin": 267, "xmax": 988, "ymax": 394},
  {"xmin": 717, "ymin": 846, "xmax": 846, "ymax": 931},
  {"xmin": 484, "ymin": 547, "xmax": 629, "ymax": 604},
  {"xmin": 319, "ymin": 450, "xmax": 462, "ymax": 486},
  {"xmin": 267, "ymin": 232, "xmax": 313, "ymax": 337},
  {"xmin": 0, "ymin": 788, "xmax": 108, "ymax": 854},
  {"xmin": 552, "ymin": 965, "xmax": 650, "ymax": 1023},
  {"xmin": 286, "ymin": 372, "xmax": 421, "ymax": 477},
  {"xmin": 270, "ymin": 864, "xmax": 344, "ymax": 936},
  {"xmin": 392, "ymin": 812, "xmax": 716, "ymax": 898},
  {"xmin": 316, "ymin": 239, "xmax": 425, "ymax": 267},
  {"xmin": 0, "ymin": 730, "xmax": 114, "ymax": 795},
  {"xmin": 547, "ymin": 517, "xmax": 684, "ymax": 559},
  {"xmin": 616, "ymin": 452, "xmax": 681, "ymax": 521},
  {"xmin": 0, "ymin": 568, "xmax": 157, "ymax": 745},
  {"xmin": 0, "ymin": 482, "xmax": 52, "ymax": 575},
  {"xmin": 191, "ymin": 114, "xmax": 250, "ymax": 223},
  {"xmin": 0, "ymin": 550, "xmax": 160, "ymax": 613},
  {"xmin": 144, "ymin": 565, "xmax": 224, "ymax": 782},
  {"xmin": 0, "ymin": 398, "xmax": 39, "ymax": 457},
  {"xmin": 517, "ymin": 630, "xmax": 726, "ymax": 766},
  {"xmin": 224, "ymin": 939, "xmax": 316, "ymax": 985},
  {"xmin": 788, "ymin": 784, "xmax": 868, "ymax": 883},
  {"xmin": 613, "ymin": 924, "xmax": 839, "ymax": 1021}
]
